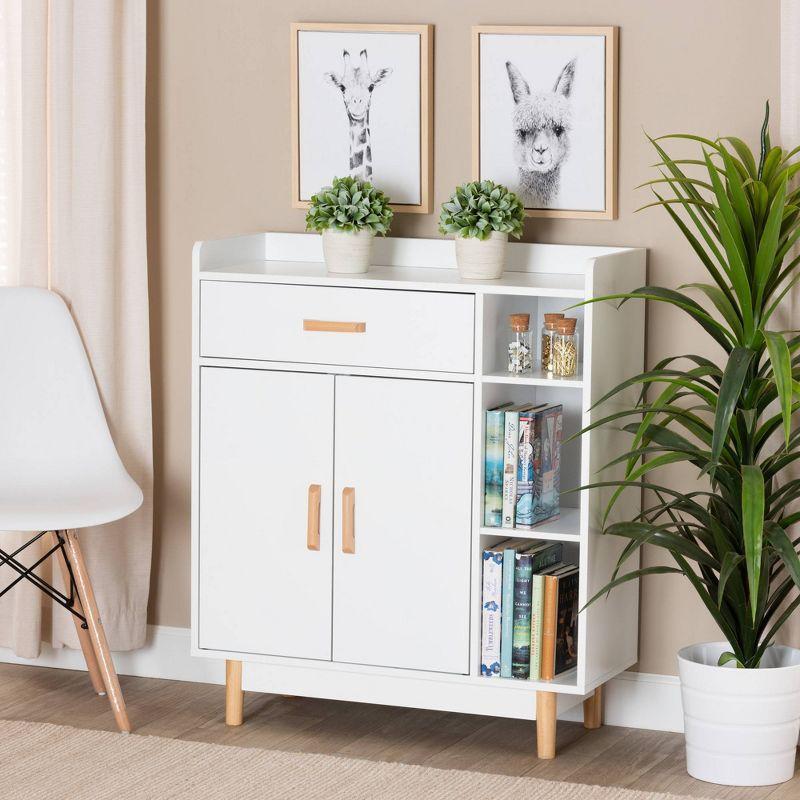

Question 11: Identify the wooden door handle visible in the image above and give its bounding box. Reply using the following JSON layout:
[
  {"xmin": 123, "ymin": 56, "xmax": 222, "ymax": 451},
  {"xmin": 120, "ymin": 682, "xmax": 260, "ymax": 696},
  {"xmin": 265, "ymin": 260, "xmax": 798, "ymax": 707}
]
[
  {"xmin": 303, "ymin": 319, "xmax": 366, "ymax": 333},
  {"xmin": 307, "ymin": 484, "xmax": 321, "ymax": 551},
  {"xmin": 342, "ymin": 487, "xmax": 355, "ymax": 554}
]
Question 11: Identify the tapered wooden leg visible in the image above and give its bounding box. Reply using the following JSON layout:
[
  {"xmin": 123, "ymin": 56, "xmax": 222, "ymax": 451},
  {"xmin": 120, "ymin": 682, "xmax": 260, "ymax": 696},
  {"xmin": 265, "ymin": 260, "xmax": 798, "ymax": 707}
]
[
  {"xmin": 583, "ymin": 684, "xmax": 604, "ymax": 730},
  {"xmin": 63, "ymin": 531, "xmax": 131, "ymax": 733},
  {"xmin": 536, "ymin": 691, "xmax": 557, "ymax": 759},
  {"xmin": 226, "ymin": 660, "xmax": 244, "ymax": 726},
  {"xmin": 48, "ymin": 533, "xmax": 106, "ymax": 696}
]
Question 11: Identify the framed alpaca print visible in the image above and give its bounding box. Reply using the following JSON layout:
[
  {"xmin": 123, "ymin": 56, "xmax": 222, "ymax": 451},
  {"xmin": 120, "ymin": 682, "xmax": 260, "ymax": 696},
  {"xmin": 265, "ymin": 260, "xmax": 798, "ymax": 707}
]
[
  {"xmin": 291, "ymin": 22, "xmax": 433, "ymax": 214},
  {"xmin": 472, "ymin": 26, "xmax": 618, "ymax": 219}
]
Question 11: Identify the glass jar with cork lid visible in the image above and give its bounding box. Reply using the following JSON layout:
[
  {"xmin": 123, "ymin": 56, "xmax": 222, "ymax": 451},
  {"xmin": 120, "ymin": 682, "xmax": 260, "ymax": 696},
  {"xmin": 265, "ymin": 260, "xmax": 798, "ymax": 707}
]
[
  {"xmin": 552, "ymin": 317, "xmax": 579, "ymax": 377},
  {"xmin": 507, "ymin": 313, "xmax": 532, "ymax": 374},
  {"xmin": 541, "ymin": 313, "xmax": 564, "ymax": 374}
]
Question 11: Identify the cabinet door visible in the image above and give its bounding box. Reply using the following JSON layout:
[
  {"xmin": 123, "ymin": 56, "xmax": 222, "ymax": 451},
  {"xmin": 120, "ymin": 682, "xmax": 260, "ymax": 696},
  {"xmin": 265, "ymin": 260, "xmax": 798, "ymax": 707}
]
[
  {"xmin": 332, "ymin": 376, "xmax": 473, "ymax": 674},
  {"xmin": 199, "ymin": 367, "xmax": 334, "ymax": 660}
]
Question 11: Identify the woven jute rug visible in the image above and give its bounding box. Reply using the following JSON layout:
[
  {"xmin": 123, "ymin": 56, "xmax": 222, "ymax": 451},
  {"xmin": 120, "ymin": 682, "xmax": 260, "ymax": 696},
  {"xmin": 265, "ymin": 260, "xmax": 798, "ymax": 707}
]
[{"xmin": 0, "ymin": 718, "xmax": 703, "ymax": 800}]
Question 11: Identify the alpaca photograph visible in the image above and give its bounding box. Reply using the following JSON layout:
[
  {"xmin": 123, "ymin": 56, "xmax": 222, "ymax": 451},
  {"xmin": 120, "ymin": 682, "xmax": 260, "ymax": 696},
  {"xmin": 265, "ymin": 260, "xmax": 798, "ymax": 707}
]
[
  {"xmin": 473, "ymin": 26, "xmax": 618, "ymax": 219},
  {"xmin": 291, "ymin": 23, "xmax": 433, "ymax": 212}
]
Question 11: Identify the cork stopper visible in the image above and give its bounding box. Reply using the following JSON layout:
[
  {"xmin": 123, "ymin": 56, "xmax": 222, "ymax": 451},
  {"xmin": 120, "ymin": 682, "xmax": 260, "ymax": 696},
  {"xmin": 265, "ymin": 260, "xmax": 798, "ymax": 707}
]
[
  {"xmin": 509, "ymin": 313, "xmax": 530, "ymax": 332},
  {"xmin": 543, "ymin": 312, "xmax": 565, "ymax": 331},
  {"xmin": 556, "ymin": 317, "xmax": 577, "ymax": 335}
]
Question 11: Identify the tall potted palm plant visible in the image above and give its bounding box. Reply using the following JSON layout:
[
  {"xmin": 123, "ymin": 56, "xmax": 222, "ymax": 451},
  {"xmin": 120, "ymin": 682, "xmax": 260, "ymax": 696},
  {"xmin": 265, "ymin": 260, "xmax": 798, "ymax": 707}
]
[{"xmin": 585, "ymin": 105, "xmax": 800, "ymax": 787}]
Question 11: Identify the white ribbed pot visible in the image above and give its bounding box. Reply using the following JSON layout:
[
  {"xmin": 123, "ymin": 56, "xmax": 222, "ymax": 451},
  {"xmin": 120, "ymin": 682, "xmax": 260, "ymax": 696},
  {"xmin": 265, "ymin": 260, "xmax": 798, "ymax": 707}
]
[
  {"xmin": 321, "ymin": 228, "xmax": 374, "ymax": 274},
  {"xmin": 678, "ymin": 642, "xmax": 800, "ymax": 786},
  {"xmin": 454, "ymin": 231, "xmax": 508, "ymax": 280}
]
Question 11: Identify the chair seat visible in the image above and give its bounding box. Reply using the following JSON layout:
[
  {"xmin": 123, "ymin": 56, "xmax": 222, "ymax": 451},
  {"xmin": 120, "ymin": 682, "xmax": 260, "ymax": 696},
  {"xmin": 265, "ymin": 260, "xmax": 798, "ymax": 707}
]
[{"xmin": 0, "ymin": 472, "xmax": 142, "ymax": 532}]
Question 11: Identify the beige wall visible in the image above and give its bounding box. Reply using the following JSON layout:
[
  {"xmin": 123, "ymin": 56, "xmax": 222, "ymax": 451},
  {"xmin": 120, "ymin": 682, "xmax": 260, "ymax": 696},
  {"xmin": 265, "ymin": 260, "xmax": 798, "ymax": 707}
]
[{"xmin": 145, "ymin": 0, "xmax": 781, "ymax": 675}]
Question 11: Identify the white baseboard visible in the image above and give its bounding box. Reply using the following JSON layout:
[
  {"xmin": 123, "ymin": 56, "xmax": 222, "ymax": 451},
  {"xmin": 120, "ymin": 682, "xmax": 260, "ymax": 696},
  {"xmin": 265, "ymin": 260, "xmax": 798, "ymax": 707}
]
[{"xmin": 0, "ymin": 624, "xmax": 684, "ymax": 733}]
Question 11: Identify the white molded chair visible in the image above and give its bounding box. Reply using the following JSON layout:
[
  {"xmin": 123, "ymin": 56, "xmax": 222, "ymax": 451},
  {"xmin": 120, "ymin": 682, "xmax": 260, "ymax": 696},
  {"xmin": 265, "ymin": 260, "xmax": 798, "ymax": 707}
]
[{"xmin": 0, "ymin": 287, "xmax": 143, "ymax": 732}]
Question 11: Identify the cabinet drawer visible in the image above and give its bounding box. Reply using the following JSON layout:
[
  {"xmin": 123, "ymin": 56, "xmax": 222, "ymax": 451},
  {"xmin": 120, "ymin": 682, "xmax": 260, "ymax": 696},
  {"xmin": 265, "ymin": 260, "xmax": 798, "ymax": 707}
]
[{"xmin": 200, "ymin": 282, "xmax": 475, "ymax": 373}]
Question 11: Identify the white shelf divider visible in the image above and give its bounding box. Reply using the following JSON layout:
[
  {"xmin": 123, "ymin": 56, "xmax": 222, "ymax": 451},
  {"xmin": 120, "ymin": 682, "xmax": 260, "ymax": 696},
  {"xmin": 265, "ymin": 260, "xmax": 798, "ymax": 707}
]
[
  {"xmin": 481, "ymin": 369, "xmax": 583, "ymax": 389},
  {"xmin": 478, "ymin": 507, "xmax": 582, "ymax": 543}
]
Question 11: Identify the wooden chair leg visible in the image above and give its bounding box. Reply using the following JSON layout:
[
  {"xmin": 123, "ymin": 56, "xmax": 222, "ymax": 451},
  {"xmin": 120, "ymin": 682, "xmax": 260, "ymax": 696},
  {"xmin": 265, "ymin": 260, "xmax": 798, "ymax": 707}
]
[
  {"xmin": 583, "ymin": 684, "xmax": 604, "ymax": 730},
  {"xmin": 225, "ymin": 660, "xmax": 244, "ymax": 726},
  {"xmin": 48, "ymin": 532, "xmax": 106, "ymax": 696},
  {"xmin": 63, "ymin": 530, "xmax": 131, "ymax": 733},
  {"xmin": 536, "ymin": 690, "xmax": 557, "ymax": 759}
]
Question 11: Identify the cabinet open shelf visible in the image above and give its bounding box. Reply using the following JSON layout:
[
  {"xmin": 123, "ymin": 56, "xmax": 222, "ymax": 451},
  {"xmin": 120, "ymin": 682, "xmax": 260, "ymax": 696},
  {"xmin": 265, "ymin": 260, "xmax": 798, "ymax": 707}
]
[
  {"xmin": 478, "ymin": 507, "xmax": 582, "ymax": 543},
  {"xmin": 481, "ymin": 369, "xmax": 583, "ymax": 389},
  {"xmin": 485, "ymin": 667, "xmax": 580, "ymax": 691}
]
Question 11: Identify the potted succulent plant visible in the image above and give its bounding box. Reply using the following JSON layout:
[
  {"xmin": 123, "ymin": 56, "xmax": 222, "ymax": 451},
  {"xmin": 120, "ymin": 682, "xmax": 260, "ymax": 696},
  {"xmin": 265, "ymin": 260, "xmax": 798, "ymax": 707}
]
[
  {"xmin": 439, "ymin": 180, "xmax": 525, "ymax": 280},
  {"xmin": 584, "ymin": 104, "xmax": 800, "ymax": 787},
  {"xmin": 305, "ymin": 175, "xmax": 393, "ymax": 274}
]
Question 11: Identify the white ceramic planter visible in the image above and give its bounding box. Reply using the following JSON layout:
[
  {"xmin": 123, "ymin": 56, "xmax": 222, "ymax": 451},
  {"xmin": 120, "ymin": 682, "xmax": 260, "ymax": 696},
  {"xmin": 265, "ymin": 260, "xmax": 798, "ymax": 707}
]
[
  {"xmin": 454, "ymin": 231, "xmax": 508, "ymax": 280},
  {"xmin": 321, "ymin": 228, "xmax": 374, "ymax": 274},
  {"xmin": 678, "ymin": 641, "xmax": 800, "ymax": 786}
]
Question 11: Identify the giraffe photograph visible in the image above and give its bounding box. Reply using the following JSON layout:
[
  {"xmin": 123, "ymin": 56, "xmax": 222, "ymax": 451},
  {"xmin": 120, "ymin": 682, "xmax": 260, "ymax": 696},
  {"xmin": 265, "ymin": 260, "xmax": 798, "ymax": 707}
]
[
  {"xmin": 292, "ymin": 23, "xmax": 433, "ymax": 213},
  {"xmin": 473, "ymin": 26, "xmax": 618, "ymax": 220}
]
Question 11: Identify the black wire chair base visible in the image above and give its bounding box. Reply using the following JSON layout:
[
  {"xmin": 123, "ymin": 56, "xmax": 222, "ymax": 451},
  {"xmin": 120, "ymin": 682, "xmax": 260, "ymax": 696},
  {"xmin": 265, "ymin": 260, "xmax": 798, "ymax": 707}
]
[{"xmin": 0, "ymin": 531, "xmax": 87, "ymax": 628}]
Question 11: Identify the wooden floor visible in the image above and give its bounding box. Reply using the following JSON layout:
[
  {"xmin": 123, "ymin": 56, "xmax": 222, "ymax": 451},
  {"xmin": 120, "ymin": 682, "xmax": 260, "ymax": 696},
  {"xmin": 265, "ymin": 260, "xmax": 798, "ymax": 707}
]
[{"xmin": 0, "ymin": 662, "xmax": 798, "ymax": 799}]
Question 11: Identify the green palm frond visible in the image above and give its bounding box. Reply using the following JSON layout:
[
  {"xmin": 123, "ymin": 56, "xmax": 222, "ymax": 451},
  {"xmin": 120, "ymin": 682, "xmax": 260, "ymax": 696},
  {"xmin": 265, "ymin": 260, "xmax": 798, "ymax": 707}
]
[{"xmin": 584, "ymin": 101, "xmax": 800, "ymax": 667}]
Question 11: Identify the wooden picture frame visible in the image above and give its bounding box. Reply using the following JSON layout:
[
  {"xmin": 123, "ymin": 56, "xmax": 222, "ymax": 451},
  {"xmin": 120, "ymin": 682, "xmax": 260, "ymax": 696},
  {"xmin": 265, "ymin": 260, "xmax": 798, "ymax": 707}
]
[
  {"xmin": 291, "ymin": 22, "xmax": 433, "ymax": 214},
  {"xmin": 472, "ymin": 25, "xmax": 618, "ymax": 220}
]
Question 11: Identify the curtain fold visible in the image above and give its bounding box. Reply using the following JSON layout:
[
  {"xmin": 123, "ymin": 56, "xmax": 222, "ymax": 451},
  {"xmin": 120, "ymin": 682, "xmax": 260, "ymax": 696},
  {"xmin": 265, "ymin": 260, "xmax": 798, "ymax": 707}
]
[{"xmin": 0, "ymin": 0, "xmax": 152, "ymax": 656}]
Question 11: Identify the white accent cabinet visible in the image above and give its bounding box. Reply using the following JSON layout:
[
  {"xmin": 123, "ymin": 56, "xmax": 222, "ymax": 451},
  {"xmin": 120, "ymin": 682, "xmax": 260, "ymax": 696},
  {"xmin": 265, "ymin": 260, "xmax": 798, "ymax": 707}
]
[{"xmin": 192, "ymin": 232, "xmax": 646, "ymax": 758}]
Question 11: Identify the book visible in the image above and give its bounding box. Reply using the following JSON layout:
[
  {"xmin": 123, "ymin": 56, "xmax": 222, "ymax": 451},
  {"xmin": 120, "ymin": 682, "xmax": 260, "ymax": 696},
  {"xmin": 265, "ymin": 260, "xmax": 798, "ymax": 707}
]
[
  {"xmin": 480, "ymin": 540, "xmax": 508, "ymax": 677},
  {"xmin": 515, "ymin": 405, "xmax": 544, "ymax": 530},
  {"xmin": 541, "ymin": 564, "xmax": 580, "ymax": 680},
  {"xmin": 535, "ymin": 405, "xmax": 563, "ymax": 527},
  {"xmin": 529, "ymin": 546, "xmax": 565, "ymax": 681},
  {"xmin": 484, "ymin": 403, "xmax": 512, "ymax": 527},
  {"xmin": 515, "ymin": 404, "xmax": 563, "ymax": 529},
  {"xmin": 554, "ymin": 566, "xmax": 580, "ymax": 675},
  {"xmin": 501, "ymin": 407, "xmax": 523, "ymax": 529},
  {"xmin": 529, "ymin": 573, "xmax": 546, "ymax": 681},
  {"xmin": 499, "ymin": 537, "xmax": 532, "ymax": 678},
  {"xmin": 511, "ymin": 544, "xmax": 564, "ymax": 679}
]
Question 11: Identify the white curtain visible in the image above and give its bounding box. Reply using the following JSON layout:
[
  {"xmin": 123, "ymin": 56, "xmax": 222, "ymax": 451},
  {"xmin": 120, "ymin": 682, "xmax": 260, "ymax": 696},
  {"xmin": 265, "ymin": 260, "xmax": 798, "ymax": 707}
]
[{"xmin": 0, "ymin": 0, "xmax": 152, "ymax": 656}]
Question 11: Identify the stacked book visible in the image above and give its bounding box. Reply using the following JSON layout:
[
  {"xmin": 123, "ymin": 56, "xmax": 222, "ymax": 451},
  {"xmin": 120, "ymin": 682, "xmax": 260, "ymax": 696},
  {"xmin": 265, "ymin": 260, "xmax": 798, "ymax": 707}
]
[
  {"xmin": 484, "ymin": 402, "xmax": 562, "ymax": 530},
  {"xmin": 480, "ymin": 538, "xmax": 579, "ymax": 680}
]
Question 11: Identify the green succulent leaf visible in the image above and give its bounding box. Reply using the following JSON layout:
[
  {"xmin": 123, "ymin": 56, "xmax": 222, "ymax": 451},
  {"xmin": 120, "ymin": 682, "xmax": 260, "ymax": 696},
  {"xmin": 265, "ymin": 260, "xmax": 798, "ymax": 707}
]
[
  {"xmin": 438, "ymin": 180, "xmax": 525, "ymax": 240},
  {"xmin": 305, "ymin": 176, "xmax": 393, "ymax": 236}
]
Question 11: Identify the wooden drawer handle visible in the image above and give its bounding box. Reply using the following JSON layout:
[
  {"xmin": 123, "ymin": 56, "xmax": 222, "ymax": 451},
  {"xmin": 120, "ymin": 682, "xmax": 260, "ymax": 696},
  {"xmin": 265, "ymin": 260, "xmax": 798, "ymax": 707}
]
[
  {"xmin": 342, "ymin": 487, "xmax": 355, "ymax": 554},
  {"xmin": 307, "ymin": 484, "xmax": 321, "ymax": 551},
  {"xmin": 303, "ymin": 319, "xmax": 366, "ymax": 333}
]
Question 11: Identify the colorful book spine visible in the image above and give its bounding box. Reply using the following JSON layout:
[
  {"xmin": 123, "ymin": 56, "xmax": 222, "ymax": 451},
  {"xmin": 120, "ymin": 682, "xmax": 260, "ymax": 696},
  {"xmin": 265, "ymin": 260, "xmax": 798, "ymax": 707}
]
[
  {"xmin": 516, "ymin": 405, "xmax": 563, "ymax": 529},
  {"xmin": 531, "ymin": 542, "xmax": 564, "ymax": 574},
  {"xmin": 555, "ymin": 569, "xmax": 580, "ymax": 675},
  {"xmin": 541, "ymin": 574, "xmax": 559, "ymax": 680},
  {"xmin": 500, "ymin": 544, "xmax": 518, "ymax": 677},
  {"xmin": 532, "ymin": 406, "xmax": 563, "ymax": 527},
  {"xmin": 515, "ymin": 411, "xmax": 535, "ymax": 529},
  {"xmin": 512, "ymin": 543, "xmax": 563, "ymax": 680},
  {"xmin": 511, "ymin": 551, "xmax": 535, "ymax": 678},
  {"xmin": 501, "ymin": 411, "xmax": 520, "ymax": 529},
  {"xmin": 484, "ymin": 408, "xmax": 507, "ymax": 527},
  {"xmin": 529, "ymin": 574, "xmax": 545, "ymax": 681},
  {"xmin": 480, "ymin": 546, "xmax": 505, "ymax": 677}
]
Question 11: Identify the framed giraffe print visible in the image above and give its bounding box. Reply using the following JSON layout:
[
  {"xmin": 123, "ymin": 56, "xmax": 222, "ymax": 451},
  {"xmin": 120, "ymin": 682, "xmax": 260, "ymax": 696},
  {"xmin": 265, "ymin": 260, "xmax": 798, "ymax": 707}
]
[
  {"xmin": 472, "ymin": 26, "xmax": 618, "ymax": 220},
  {"xmin": 291, "ymin": 22, "xmax": 433, "ymax": 214}
]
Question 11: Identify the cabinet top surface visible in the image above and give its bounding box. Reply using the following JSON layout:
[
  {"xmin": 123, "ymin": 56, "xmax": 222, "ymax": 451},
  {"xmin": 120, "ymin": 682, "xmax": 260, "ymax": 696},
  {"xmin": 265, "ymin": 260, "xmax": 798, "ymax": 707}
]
[
  {"xmin": 193, "ymin": 232, "xmax": 646, "ymax": 299},
  {"xmin": 198, "ymin": 260, "xmax": 587, "ymax": 297}
]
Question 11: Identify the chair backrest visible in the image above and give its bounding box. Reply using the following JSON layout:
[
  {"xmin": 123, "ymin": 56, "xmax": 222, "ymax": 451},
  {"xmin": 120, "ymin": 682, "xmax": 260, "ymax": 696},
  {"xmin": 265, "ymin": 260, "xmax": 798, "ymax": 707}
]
[{"xmin": 0, "ymin": 287, "xmax": 138, "ymax": 509}]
